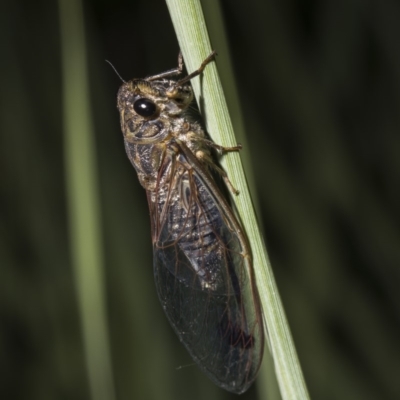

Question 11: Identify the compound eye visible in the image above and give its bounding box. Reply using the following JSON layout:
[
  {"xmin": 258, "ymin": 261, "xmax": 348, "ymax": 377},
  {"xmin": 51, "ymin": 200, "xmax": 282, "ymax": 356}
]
[{"xmin": 133, "ymin": 98, "xmax": 157, "ymax": 118}]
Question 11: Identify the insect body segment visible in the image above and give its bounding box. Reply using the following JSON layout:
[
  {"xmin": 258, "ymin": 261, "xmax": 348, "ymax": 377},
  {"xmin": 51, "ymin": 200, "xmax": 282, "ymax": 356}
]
[{"xmin": 117, "ymin": 52, "xmax": 264, "ymax": 394}]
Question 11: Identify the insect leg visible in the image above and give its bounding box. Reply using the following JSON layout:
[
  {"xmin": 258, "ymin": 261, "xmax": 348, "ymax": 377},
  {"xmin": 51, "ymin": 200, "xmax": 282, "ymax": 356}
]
[
  {"xmin": 211, "ymin": 164, "xmax": 240, "ymax": 196},
  {"xmin": 146, "ymin": 52, "xmax": 184, "ymax": 81},
  {"xmin": 194, "ymin": 149, "xmax": 240, "ymax": 195},
  {"xmin": 207, "ymin": 142, "xmax": 242, "ymax": 155},
  {"xmin": 175, "ymin": 50, "xmax": 217, "ymax": 87},
  {"xmin": 184, "ymin": 132, "xmax": 242, "ymax": 155}
]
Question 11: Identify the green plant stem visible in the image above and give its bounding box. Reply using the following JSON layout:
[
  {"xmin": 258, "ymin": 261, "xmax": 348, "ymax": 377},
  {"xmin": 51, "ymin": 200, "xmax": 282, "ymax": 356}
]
[
  {"xmin": 165, "ymin": 0, "xmax": 310, "ymax": 399},
  {"xmin": 58, "ymin": 1, "xmax": 116, "ymax": 400}
]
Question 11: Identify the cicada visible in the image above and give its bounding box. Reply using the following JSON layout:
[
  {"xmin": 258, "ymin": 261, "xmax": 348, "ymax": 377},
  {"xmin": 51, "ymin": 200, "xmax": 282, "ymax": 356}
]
[{"xmin": 116, "ymin": 51, "xmax": 264, "ymax": 394}]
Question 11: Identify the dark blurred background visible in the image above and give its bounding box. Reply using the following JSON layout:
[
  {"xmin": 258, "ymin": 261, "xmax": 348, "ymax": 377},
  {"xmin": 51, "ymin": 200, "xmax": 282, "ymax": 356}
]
[{"xmin": 1, "ymin": 0, "xmax": 400, "ymax": 399}]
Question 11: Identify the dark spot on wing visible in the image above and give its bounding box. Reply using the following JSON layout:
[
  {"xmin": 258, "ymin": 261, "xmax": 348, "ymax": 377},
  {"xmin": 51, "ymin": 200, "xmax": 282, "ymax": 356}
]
[{"xmin": 219, "ymin": 317, "xmax": 255, "ymax": 349}]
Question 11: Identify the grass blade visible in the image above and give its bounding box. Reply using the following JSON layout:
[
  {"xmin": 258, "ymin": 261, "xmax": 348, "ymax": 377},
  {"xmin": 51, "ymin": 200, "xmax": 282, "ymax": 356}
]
[
  {"xmin": 59, "ymin": 1, "xmax": 116, "ymax": 399},
  {"xmin": 165, "ymin": 0, "xmax": 310, "ymax": 398}
]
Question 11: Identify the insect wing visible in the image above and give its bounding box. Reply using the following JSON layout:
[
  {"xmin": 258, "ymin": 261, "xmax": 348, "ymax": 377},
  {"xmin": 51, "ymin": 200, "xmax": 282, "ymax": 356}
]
[{"xmin": 150, "ymin": 144, "xmax": 264, "ymax": 394}]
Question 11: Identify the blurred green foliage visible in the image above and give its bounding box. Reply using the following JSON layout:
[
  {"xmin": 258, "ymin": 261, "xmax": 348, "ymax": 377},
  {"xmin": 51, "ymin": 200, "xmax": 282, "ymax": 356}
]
[{"xmin": 1, "ymin": 0, "xmax": 400, "ymax": 400}]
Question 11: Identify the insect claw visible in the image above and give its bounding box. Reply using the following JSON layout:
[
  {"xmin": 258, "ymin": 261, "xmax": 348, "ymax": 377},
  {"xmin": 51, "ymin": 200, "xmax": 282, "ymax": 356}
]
[
  {"xmin": 225, "ymin": 177, "xmax": 240, "ymax": 195},
  {"xmin": 177, "ymin": 51, "xmax": 184, "ymax": 73}
]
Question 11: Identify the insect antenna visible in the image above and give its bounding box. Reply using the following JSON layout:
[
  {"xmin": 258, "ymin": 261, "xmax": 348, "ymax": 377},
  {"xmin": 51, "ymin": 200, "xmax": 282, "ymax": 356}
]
[
  {"xmin": 105, "ymin": 60, "xmax": 126, "ymax": 83},
  {"xmin": 188, "ymin": 104, "xmax": 201, "ymax": 115}
]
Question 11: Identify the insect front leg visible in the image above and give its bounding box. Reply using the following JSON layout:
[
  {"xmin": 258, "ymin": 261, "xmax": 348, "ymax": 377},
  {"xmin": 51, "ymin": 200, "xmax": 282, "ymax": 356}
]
[
  {"xmin": 175, "ymin": 50, "xmax": 217, "ymax": 86},
  {"xmin": 146, "ymin": 52, "xmax": 184, "ymax": 81}
]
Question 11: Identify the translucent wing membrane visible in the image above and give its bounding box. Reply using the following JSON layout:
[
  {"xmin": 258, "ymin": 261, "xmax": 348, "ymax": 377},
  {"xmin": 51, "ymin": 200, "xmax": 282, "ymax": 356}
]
[{"xmin": 150, "ymin": 143, "xmax": 263, "ymax": 394}]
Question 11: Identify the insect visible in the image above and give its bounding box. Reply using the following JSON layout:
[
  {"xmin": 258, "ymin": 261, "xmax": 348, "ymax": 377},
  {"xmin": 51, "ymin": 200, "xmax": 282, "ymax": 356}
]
[{"xmin": 116, "ymin": 51, "xmax": 264, "ymax": 394}]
